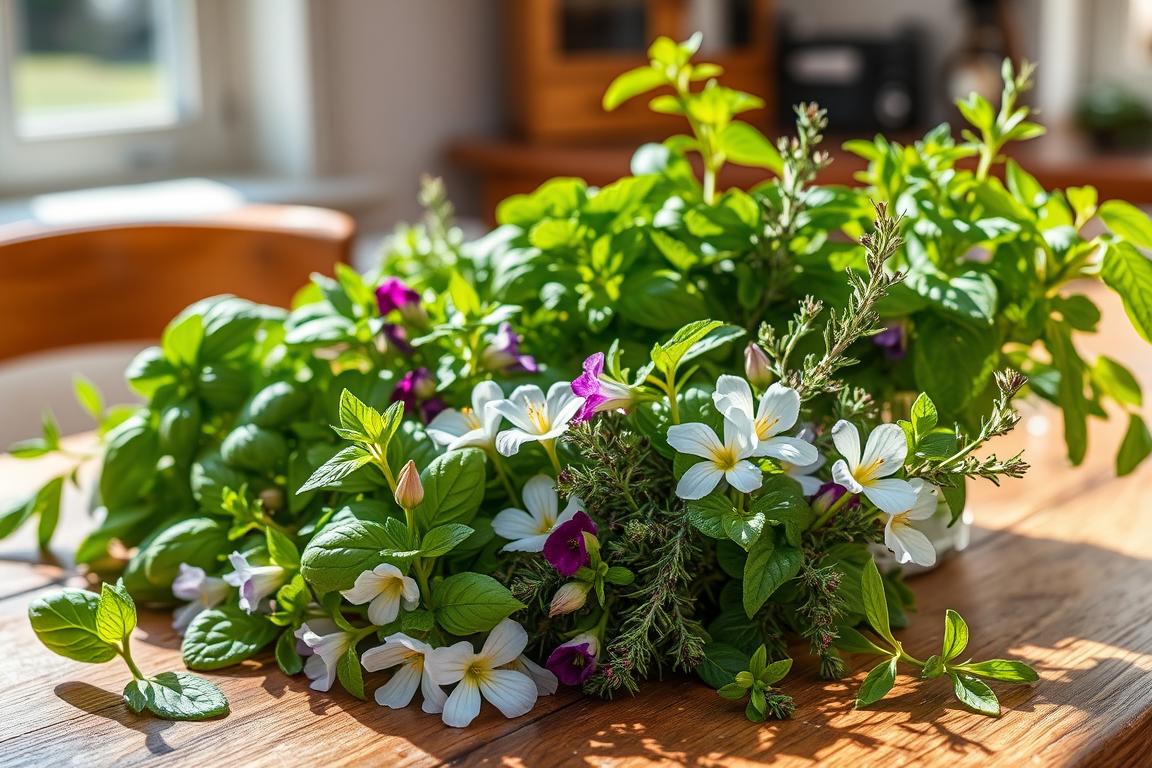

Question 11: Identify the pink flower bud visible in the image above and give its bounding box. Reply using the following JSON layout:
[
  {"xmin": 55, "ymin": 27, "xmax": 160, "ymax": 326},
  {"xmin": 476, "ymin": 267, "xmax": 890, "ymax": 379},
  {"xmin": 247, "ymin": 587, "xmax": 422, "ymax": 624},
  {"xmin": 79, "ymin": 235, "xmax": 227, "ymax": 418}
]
[
  {"xmin": 744, "ymin": 342, "xmax": 773, "ymax": 388},
  {"xmin": 549, "ymin": 581, "xmax": 591, "ymax": 617},
  {"xmin": 394, "ymin": 459, "xmax": 424, "ymax": 510}
]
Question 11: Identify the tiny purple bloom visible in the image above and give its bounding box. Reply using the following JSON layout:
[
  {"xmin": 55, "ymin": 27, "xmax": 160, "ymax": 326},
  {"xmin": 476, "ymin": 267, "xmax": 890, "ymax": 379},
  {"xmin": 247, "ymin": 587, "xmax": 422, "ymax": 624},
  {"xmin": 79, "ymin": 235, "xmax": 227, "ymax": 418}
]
[
  {"xmin": 421, "ymin": 396, "xmax": 447, "ymax": 422},
  {"xmin": 811, "ymin": 481, "xmax": 860, "ymax": 515},
  {"xmin": 376, "ymin": 277, "xmax": 421, "ymax": 318},
  {"xmin": 546, "ymin": 636, "xmax": 599, "ymax": 686},
  {"xmin": 379, "ymin": 323, "xmax": 413, "ymax": 356},
  {"xmin": 571, "ymin": 353, "xmax": 608, "ymax": 423},
  {"xmin": 873, "ymin": 321, "xmax": 907, "ymax": 361},
  {"xmin": 482, "ymin": 322, "xmax": 539, "ymax": 374},
  {"xmin": 543, "ymin": 511, "xmax": 598, "ymax": 576}
]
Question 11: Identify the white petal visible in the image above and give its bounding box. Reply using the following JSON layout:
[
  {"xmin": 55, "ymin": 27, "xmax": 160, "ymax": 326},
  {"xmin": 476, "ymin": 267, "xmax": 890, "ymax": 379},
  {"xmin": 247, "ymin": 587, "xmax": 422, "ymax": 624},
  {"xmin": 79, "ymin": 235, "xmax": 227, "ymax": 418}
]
[
  {"xmin": 172, "ymin": 564, "xmax": 207, "ymax": 601},
  {"xmin": 756, "ymin": 383, "xmax": 801, "ymax": 436},
  {"xmin": 905, "ymin": 479, "xmax": 940, "ymax": 520},
  {"xmin": 361, "ymin": 642, "xmax": 410, "ymax": 672},
  {"xmin": 304, "ymin": 653, "xmax": 337, "ymax": 692},
  {"xmin": 481, "ymin": 400, "xmax": 505, "ymax": 440},
  {"xmin": 479, "ymin": 669, "xmax": 538, "ymax": 719},
  {"xmin": 472, "ymin": 380, "xmax": 504, "ymax": 412},
  {"xmin": 725, "ymin": 460, "xmax": 763, "ymax": 494},
  {"xmin": 374, "ymin": 661, "xmax": 421, "ymax": 708},
  {"xmin": 886, "ymin": 520, "xmax": 937, "ymax": 567},
  {"xmin": 722, "ymin": 415, "xmax": 755, "ymax": 457},
  {"xmin": 368, "ymin": 591, "xmax": 401, "ymax": 626},
  {"xmin": 447, "ymin": 428, "xmax": 491, "ymax": 452},
  {"xmin": 441, "ymin": 678, "xmax": 482, "ymax": 728},
  {"xmin": 675, "ymin": 461, "xmax": 724, "ymax": 500},
  {"xmin": 172, "ymin": 602, "xmax": 202, "ymax": 634},
  {"xmin": 427, "ymin": 409, "xmax": 473, "ymax": 444},
  {"xmin": 512, "ymin": 656, "xmax": 558, "ymax": 696},
  {"xmin": 831, "ymin": 420, "xmax": 862, "ymax": 468},
  {"xmin": 756, "ymin": 435, "xmax": 819, "ymax": 465},
  {"xmin": 793, "ymin": 473, "xmax": 823, "ymax": 496},
  {"xmin": 481, "ymin": 619, "xmax": 529, "ymax": 668},
  {"xmin": 401, "ymin": 576, "xmax": 420, "ymax": 609},
  {"xmin": 499, "ymin": 533, "xmax": 551, "ymax": 553},
  {"xmin": 492, "ymin": 508, "xmax": 541, "ymax": 541},
  {"xmin": 521, "ymin": 475, "xmax": 558, "ymax": 523},
  {"xmin": 546, "ymin": 382, "xmax": 584, "ymax": 427},
  {"xmin": 863, "ymin": 477, "xmax": 918, "ymax": 515},
  {"xmin": 830, "ymin": 459, "xmax": 864, "ymax": 494},
  {"xmin": 495, "ymin": 428, "xmax": 537, "ymax": 457},
  {"xmin": 421, "ymin": 671, "xmax": 447, "ymax": 714},
  {"xmin": 340, "ymin": 569, "xmax": 387, "ymax": 605},
  {"xmin": 860, "ymin": 423, "xmax": 908, "ymax": 478},
  {"xmin": 713, "ymin": 375, "xmax": 755, "ymax": 417},
  {"xmin": 492, "ymin": 395, "xmax": 538, "ymax": 433},
  {"xmin": 666, "ymin": 422, "xmax": 721, "ymax": 459},
  {"xmin": 426, "ymin": 641, "xmax": 475, "ymax": 685}
]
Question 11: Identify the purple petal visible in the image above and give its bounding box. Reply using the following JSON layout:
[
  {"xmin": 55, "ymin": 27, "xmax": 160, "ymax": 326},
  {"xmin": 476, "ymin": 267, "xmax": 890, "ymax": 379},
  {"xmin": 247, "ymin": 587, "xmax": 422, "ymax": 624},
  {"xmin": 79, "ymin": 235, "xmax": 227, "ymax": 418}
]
[{"xmin": 546, "ymin": 642, "xmax": 597, "ymax": 686}]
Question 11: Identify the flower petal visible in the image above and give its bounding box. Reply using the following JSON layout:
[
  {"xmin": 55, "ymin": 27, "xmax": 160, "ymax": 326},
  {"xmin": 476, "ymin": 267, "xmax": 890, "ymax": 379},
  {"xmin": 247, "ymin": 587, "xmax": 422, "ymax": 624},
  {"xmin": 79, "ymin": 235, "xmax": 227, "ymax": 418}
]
[
  {"xmin": 546, "ymin": 381, "xmax": 585, "ymax": 427},
  {"xmin": 666, "ymin": 422, "xmax": 721, "ymax": 459},
  {"xmin": 725, "ymin": 460, "xmax": 763, "ymax": 494},
  {"xmin": 421, "ymin": 671, "xmax": 447, "ymax": 714},
  {"xmin": 499, "ymin": 533, "xmax": 551, "ymax": 553},
  {"xmin": 471, "ymin": 380, "xmax": 504, "ymax": 412},
  {"xmin": 495, "ymin": 429, "xmax": 536, "ymax": 457},
  {"xmin": 426, "ymin": 409, "xmax": 473, "ymax": 444},
  {"xmin": 339, "ymin": 569, "xmax": 386, "ymax": 605},
  {"xmin": 368, "ymin": 592, "xmax": 401, "ymax": 626},
  {"xmin": 441, "ymin": 678, "xmax": 482, "ymax": 728},
  {"xmin": 361, "ymin": 642, "xmax": 410, "ymax": 672},
  {"xmin": 426, "ymin": 641, "xmax": 475, "ymax": 686},
  {"xmin": 512, "ymin": 655, "xmax": 558, "ymax": 696},
  {"xmin": 756, "ymin": 435, "xmax": 819, "ymax": 466},
  {"xmin": 675, "ymin": 461, "xmax": 723, "ymax": 500},
  {"xmin": 479, "ymin": 669, "xmax": 538, "ymax": 719},
  {"xmin": 830, "ymin": 459, "xmax": 864, "ymax": 494},
  {"xmin": 861, "ymin": 423, "xmax": 908, "ymax": 477},
  {"xmin": 713, "ymin": 375, "xmax": 755, "ymax": 418},
  {"xmin": 304, "ymin": 653, "xmax": 337, "ymax": 692},
  {"xmin": 482, "ymin": 618, "xmax": 529, "ymax": 668},
  {"xmin": 491, "ymin": 508, "xmax": 541, "ymax": 541},
  {"xmin": 905, "ymin": 478, "xmax": 940, "ymax": 520},
  {"xmin": 792, "ymin": 473, "xmax": 823, "ymax": 496},
  {"xmin": 374, "ymin": 661, "xmax": 421, "ymax": 709},
  {"xmin": 886, "ymin": 521, "xmax": 937, "ymax": 567},
  {"xmin": 831, "ymin": 420, "xmax": 862, "ymax": 468},
  {"xmin": 521, "ymin": 475, "xmax": 558, "ymax": 523},
  {"xmin": 863, "ymin": 477, "xmax": 918, "ymax": 515},
  {"xmin": 756, "ymin": 384, "xmax": 801, "ymax": 436}
]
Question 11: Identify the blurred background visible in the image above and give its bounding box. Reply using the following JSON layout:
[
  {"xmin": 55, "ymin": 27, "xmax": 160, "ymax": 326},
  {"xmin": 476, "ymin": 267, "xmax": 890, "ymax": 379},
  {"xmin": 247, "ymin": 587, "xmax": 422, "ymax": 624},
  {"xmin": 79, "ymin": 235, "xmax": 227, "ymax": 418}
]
[{"xmin": 1, "ymin": 0, "xmax": 1151, "ymax": 441}]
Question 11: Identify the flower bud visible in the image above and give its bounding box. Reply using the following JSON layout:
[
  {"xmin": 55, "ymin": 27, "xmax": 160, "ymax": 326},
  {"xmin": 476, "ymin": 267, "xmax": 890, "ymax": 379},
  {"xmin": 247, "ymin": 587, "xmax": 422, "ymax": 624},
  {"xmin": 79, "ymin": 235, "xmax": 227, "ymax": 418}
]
[
  {"xmin": 549, "ymin": 581, "xmax": 591, "ymax": 617},
  {"xmin": 394, "ymin": 459, "xmax": 424, "ymax": 510},
  {"xmin": 744, "ymin": 342, "xmax": 773, "ymax": 388},
  {"xmin": 258, "ymin": 488, "xmax": 284, "ymax": 512}
]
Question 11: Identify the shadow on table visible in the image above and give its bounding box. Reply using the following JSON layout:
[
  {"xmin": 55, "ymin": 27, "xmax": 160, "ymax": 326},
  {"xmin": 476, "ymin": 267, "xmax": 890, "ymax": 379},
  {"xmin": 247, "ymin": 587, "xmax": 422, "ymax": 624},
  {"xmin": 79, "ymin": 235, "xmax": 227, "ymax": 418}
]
[
  {"xmin": 55, "ymin": 681, "xmax": 176, "ymax": 756},
  {"xmin": 60, "ymin": 523, "xmax": 1152, "ymax": 766}
]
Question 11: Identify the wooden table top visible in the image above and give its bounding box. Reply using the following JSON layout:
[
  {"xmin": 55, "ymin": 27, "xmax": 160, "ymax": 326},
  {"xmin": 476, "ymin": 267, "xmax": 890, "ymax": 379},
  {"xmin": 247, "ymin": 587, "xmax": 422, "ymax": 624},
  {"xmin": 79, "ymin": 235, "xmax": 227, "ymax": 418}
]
[{"xmin": 1, "ymin": 286, "xmax": 1150, "ymax": 767}]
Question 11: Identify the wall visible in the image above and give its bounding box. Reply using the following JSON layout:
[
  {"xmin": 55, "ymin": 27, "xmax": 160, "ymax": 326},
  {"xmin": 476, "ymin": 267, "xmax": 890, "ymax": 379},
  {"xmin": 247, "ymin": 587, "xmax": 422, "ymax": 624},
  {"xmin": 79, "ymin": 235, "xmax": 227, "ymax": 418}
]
[{"xmin": 315, "ymin": 0, "xmax": 505, "ymax": 228}]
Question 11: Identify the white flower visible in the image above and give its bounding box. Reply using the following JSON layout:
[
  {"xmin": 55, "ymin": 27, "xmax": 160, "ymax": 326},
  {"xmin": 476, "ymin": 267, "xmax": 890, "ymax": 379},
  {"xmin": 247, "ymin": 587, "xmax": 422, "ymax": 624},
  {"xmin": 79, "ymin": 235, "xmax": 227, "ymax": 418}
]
[
  {"xmin": 427, "ymin": 380, "xmax": 504, "ymax": 451},
  {"xmin": 492, "ymin": 382, "xmax": 585, "ymax": 457},
  {"xmin": 295, "ymin": 622, "xmax": 354, "ymax": 692},
  {"xmin": 778, "ymin": 427, "xmax": 825, "ymax": 495},
  {"xmin": 222, "ymin": 552, "xmax": 286, "ymax": 614},
  {"xmin": 884, "ymin": 478, "xmax": 940, "ymax": 567},
  {"xmin": 340, "ymin": 563, "xmax": 420, "ymax": 626},
  {"xmin": 504, "ymin": 655, "xmax": 558, "ymax": 696},
  {"xmin": 425, "ymin": 618, "xmax": 538, "ymax": 728},
  {"xmin": 491, "ymin": 475, "xmax": 582, "ymax": 552},
  {"xmin": 171, "ymin": 564, "xmax": 230, "ymax": 634},
  {"xmin": 666, "ymin": 418, "xmax": 762, "ymax": 500},
  {"xmin": 713, "ymin": 376, "xmax": 819, "ymax": 465},
  {"xmin": 829, "ymin": 420, "xmax": 916, "ymax": 514},
  {"xmin": 361, "ymin": 632, "xmax": 446, "ymax": 713}
]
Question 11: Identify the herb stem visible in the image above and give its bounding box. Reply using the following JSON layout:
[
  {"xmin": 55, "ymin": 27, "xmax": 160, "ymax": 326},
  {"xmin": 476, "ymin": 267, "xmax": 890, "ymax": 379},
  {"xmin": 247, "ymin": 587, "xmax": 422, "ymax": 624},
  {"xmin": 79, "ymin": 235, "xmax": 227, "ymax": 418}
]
[
  {"xmin": 812, "ymin": 491, "xmax": 854, "ymax": 530},
  {"xmin": 542, "ymin": 440, "xmax": 563, "ymax": 475},
  {"xmin": 119, "ymin": 640, "xmax": 145, "ymax": 681},
  {"xmin": 490, "ymin": 452, "xmax": 521, "ymax": 505}
]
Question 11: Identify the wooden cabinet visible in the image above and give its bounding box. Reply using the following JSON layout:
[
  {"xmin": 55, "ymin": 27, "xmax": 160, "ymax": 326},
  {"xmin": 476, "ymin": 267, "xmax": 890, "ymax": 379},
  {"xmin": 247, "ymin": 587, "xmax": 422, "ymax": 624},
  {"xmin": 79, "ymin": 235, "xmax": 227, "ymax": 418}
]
[{"xmin": 506, "ymin": 0, "xmax": 774, "ymax": 142}]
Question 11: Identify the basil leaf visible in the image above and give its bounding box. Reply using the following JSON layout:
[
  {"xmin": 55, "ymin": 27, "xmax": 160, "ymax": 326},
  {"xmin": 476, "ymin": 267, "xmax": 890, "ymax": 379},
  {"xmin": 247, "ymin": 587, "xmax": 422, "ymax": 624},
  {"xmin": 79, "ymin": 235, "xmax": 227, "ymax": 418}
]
[
  {"xmin": 1101, "ymin": 241, "xmax": 1152, "ymax": 344},
  {"xmin": 420, "ymin": 524, "xmax": 474, "ymax": 557},
  {"xmin": 138, "ymin": 672, "xmax": 229, "ymax": 720},
  {"xmin": 301, "ymin": 518, "xmax": 411, "ymax": 594},
  {"xmin": 182, "ymin": 606, "xmax": 279, "ymax": 670},
  {"xmin": 414, "ymin": 449, "xmax": 486, "ymax": 528},
  {"xmin": 950, "ymin": 672, "xmax": 1001, "ymax": 716},
  {"xmin": 855, "ymin": 656, "xmax": 899, "ymax": 708},
  {"xmin": 1117, "ymin": 414, "xmax": 1152, "ymax": 477},
  {"xmin": 297, "ymin": 444, "xmax": 375, "ymax": 494},
  {"xmin": 28, "ymin": 589, "xmax": 119, "ymax": 663},
  {"xmin": 941, "ymin": 609, "xmax": 969, "ymax": 662},
  {"xmin": 742, "ymin": 534, "xmax": 803, "ymax": 618},
  {"xmin": 697, "ymin": 642, "xmax": 747, "ymax": 689},
  {"xmin": 861, "ymin": 558, "xmax": 897, "ymax": 647},
  {"xmin": 955, "ymin": 660, "xmax": 1039, "ymax": 683},
  {"xmin": 95, "ymin": 582, "xmax": 137, "ymax": 644},
  {"xmin": 432, "ymin": 573, "xmax": 524, "ymax": 636}
]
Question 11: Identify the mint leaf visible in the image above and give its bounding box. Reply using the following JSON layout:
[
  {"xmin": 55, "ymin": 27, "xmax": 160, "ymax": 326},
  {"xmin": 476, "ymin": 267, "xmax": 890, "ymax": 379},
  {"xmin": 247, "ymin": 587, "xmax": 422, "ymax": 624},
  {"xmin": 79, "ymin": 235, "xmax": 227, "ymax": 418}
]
[
  {"xmin": 420, "ymin": 524, "xmax": 474, "ymax": 557},
  {"xmin": 603, "ymin": 65, "xmax": 666, "ymax": 111},
  {"xmin": 95, "ymin": 582, "xmax": 137, "ymax": 644},
  {"xmin": 138, "ymin": 672, "xmax": 229, "ymax": 720},
  {"xmin": 955, "ymin": 660, "xmax": 1039, "ymax": 683},
  {"xmin": 414, "ymin": 449, "xmax": 487, "ymax": 528},
  {"xmin": 432, "ymin": 573, "xmax": 524, "ymax": 636},
  {"xmin": 266, "ymin": 527, "xmax": 301, "ymax": 570},
  {"xmin": 941, "ymin": 609, "xmax": 968, "ymax": 662},
  {"xmin": 833, "ymin": 625, "xmax": 889, "ymax": 656},
  {"xmin": 861, "ymin": 558, "xmax": 897, "ymax": 647},
  {"xmin": 856, "ymin": 656, "xmax": 899, "ymax": 708},
  {"xmin": 297, "ymin": 444, "xmax": 374, "ymax": 494},
  {"xmin": 742, "ymin": 534, "xmax": 803, "ymax": 618},
  {"xmin": 950, "ymin": 672, "xmax": 1001, "ymax": 716},
  {"xmin": 910, "ymin": 393, "xmax": 938, "ymax": 440},
  {"xmin": 28, "ymin": 589, "xmax": 119, "ymax": 663},
  {"xmin": 182, "ymin": 606, "xmax": 279, "ymax": 670},
  {"xmin": 338, "ymin": 389, "xmax": 385, "ymax": 443},
  {"xmin": 301, "ymin": 518, "xmax": 414, "ymax": 594},
  {"xmin": 760, "ymin": 658, "xmax": 793, "ymax": 685}
]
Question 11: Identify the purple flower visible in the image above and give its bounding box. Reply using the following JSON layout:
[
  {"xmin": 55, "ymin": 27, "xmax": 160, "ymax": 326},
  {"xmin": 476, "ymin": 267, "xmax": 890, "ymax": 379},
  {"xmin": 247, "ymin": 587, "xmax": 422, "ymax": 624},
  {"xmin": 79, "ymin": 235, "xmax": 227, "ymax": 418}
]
[
  {"xmin": 811, "ymin": 481, "xmax": 860, "ymax": 515},
  {"xmin": 392, "ymin": 368, "xmax": 442, "ymax": 422},
  {"xmin": 873, "ymin": 321, "xmax": 907, "ymax": 361},
  {"xmin": 546, "ymin": 634, "xmax": 599, "ymax": 686},
  {"xmin": 571, "ymin": 352, "xmax": 634, "ymax": 423},
  {"xmin": 377, "ymin": 323, "xmax": 413, "ymax": 356},
  {"xmin": 543, "ymin": 511, "xmax": 598, "ymax": 577},
  {"xmin": 376, "ymin": 277, "xmax": 421, "ymax": 319},
  {"xmin": 482, "ymin": 323, "xmax": 539, "ymax": 374}
]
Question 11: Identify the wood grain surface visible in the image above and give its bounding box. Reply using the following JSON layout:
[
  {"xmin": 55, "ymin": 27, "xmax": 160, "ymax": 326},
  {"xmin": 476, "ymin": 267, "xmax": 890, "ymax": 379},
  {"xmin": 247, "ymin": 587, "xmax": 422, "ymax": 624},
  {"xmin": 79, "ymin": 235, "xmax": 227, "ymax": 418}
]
[{"xmin": 0, "ymin": 285, "xmax": 1149, "ymax": 768}]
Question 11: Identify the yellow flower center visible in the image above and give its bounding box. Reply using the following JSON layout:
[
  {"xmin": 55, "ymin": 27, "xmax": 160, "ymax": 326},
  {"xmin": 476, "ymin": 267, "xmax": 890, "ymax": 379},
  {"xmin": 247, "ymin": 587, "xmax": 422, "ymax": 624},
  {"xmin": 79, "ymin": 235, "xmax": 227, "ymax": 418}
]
[
  {"xmin": 855, "ymin": 458, "xmax": 886, "ymax": 484},
  {"xmin": 526, "ymin": 402, "xmax": 550, "ymax": 433},
  {"xmin": 536, "ymin": 515, "xmax": 556, "ymax": 534},
  {"xmin": 404, "ymin": 651, "xmax": 424, "ymax": 670},
  {"xmin": 711, "ymin": 445, "xmax": 739, "ymax": 471},
  {"xmin": 754, "ymin": 415, "xmax": 779, "ymax": 439},
  {"xmin": 890, "ymin": 511, "xmax": 910, "ymax": 529},
  {"xmin": 461, "ymin": 406, "xmax": 482, "ymax": 430},
  {"xmin": 465, "ymin": 660, "xmax": 492, "ymax": 683}
]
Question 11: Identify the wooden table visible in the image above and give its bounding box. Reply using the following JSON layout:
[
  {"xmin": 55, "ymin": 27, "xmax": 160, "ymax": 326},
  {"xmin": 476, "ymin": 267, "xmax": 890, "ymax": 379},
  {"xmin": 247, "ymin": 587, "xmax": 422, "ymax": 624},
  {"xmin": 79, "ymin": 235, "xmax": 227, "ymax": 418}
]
[{"xmin": 1, "ymin": 287, "xmax": 1150, "ymax": 767}]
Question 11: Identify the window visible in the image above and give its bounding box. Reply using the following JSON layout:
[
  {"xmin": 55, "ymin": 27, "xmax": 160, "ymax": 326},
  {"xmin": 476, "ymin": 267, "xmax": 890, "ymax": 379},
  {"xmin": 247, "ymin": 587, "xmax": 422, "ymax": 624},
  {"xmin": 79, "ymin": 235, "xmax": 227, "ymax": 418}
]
[{"xmin": 0, "ymin": 0, "xmax": 238, "ymax": 192}]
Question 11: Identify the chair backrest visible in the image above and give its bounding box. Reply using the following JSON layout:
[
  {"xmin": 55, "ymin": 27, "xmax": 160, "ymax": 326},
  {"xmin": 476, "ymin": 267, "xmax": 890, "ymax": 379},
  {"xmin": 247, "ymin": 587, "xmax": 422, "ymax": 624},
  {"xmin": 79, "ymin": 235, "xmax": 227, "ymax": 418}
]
[{"xmin": 0, "ymin": 204, "xmax": 355, "ymax": 362}]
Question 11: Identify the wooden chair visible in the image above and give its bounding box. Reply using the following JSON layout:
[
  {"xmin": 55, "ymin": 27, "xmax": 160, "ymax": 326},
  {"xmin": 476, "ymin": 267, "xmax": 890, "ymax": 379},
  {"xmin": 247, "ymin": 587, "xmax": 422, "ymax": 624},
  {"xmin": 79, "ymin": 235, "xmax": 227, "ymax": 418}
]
[{"xmin": 0, "ymin": 204, "xmax": 356, "ymax": 362}]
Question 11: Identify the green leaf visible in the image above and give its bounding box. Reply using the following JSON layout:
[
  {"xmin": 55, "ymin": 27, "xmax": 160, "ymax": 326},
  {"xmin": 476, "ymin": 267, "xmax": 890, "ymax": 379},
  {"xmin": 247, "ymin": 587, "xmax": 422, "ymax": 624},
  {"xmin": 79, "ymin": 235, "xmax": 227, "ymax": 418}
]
[
  {"xmin": 604, "ymin": 566, "xmax": 635, "ymax": 585},
  {"xmin": 651, "ymin": 320, "xmax": 723, "ymax": 376},
  {"xmin": 28, "ymin": 589, "xmax": 119, "ymax": 663},
  {"xmin": 955, "ymin": 659, "xmax": 1039, "ymax": 683},
  {"xmin": 862, "ymin": 558, "xmax": 897, "ymax": 647},
  {"xmin": 603, "ymin": 65, "xmax": 666, "ymax": 110},
  {"xmin": 414, "ymin": 448, "xmax": 487, "ymax": 527},
  {"xmin": 748, "ymin": 645, "xmax": 767, "ymax": 677},
  {"xmin": 922, "ymin": 654, "xmax": 945, "ymax": 679},
  {"xmin": 950, "ymin": 672, "xmax": 1001, "ymax": 716},
  {"xmin": 912, "ymin": 315, "xmax": 999, "ymax": 416},
  {"xmin": 856, "ymin": 656, "xmax": 899, "ymax": 708},
  {"xmin": 941, "ymin": 609, "xmax": 968, "ymax": 662},
  {"xmin": 275, "ymin": 628, "xmax": 304, "ymax": 676},
  {"xmin": 338, "ymin": 389, "xmax": 386, "ymax": 443},
  {"xmin": 297, "ymin": 445, "xmax": 374, "ymax": 494},
  {"xmin": 337, "ymin": 644, "xmax": 366, "ymax": 700},
  {"xmin": 182, "ymin": 606, "xmax": 279, "ymax": 670},
  {"xmin": 1117, "ymin": 414, "xmax": 1152, "ymax": 476},
  {"xmin": 162, "ymin": 313, "xmax": 205, "ymax": 368},
  {"xmin": 906, "ymin": 271, "xmax": 998, "ymax": 326},
  {"xmin": 33, "ymin": 476, "xmax": 64, "ymax": 549},
  {"xmin": 100, "ymin": 413, "xmax": 160, "ymax": 508},
  {"xmin": 760, "ymin": 658, "xmax": 793, "ymax": 685},
  {"xmin": 717, "ymin": 683, "xmax": 747, "ymax": 700},
  {"xmin": 135, "ymin": 672, "xmax": 229, "ymax": 720},
  {"xmin": 95, "ymin": 581, "xmax": 137, "ymax": 644},
  {"xmin": 0, "ymin": 493, "xmax": 33, "ymax": 539},
  {"xmin": 910, "ymin": 393, "xmax": 938, "ymax": 441},
  {"xmin": 448, "ymin": 273, "xmax": 482, "ymax": 317},
  {"xmin": 123, "ymin": 679, "xmax": 149, "ymax": 714},
  {"xmin": 749, "ymin": 476, "xmax": 810, "ymax": 548},
  {"xmin": 1101, "ymin": 241, "xmax": 1152, "ymax": 344},
  {"xmin": 73, "ymin": 376, "xmax": 105, "ymax": 420},
  {"xmin": 697, "ymin": 642, "xmax": 747, "ymax": 689},
  {"xmin": 718, "ymin": 122, "xmax": 783, "ymax": 172},
  {"xmin": 833, "ymin": 625, "xmax": 889, "ymax": 656},
  {"xmin": 431, "ymin": 572, "xmax": 524, "ymax": 636},
  {"xmin": 420, "ymin": 524, "xmax": 474, "ymax": 557},
  {"xmin": 1046, "ymin": 319, "xmax": 1089, "ymax": 465},
  {"xmin": 617, "ymin": 270, "xmax": 709, "ymax": 331},
  {"xmin": 266, "ymin": 527, "xmax": 301, "ymax": 570},
  {"xmin": 1100, "ymin": 199, "xmax": 1152, "ymax": 249},
  {"xmin": 1092, "ymin": 356, "xmax": 1142, "ymax": 408},
  {"xmin": 301, "ymin": 518, "xmax": 411, "ymax": 594},
  {"xmin": 742, "ymin": 534, "xmax": 803, "ymax": 618}
]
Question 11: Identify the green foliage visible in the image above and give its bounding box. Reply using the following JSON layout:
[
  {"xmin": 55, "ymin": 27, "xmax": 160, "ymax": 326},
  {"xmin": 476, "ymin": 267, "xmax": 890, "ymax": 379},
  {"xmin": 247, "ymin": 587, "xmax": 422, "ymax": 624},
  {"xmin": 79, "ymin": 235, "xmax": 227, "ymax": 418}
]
[{"xmin": 431, "ymin": 573, "xmax": 525, "ymax": 636}]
